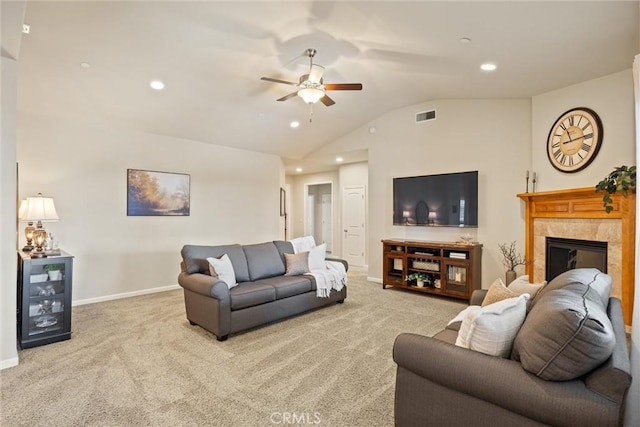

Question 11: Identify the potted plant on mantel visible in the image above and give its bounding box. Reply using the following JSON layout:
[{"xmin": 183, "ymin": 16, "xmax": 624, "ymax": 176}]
[
  {"xmin": 595, "ymin": 165, "xmax": 636, "ymax": 213},
  {"xmin": 498, "ymin": 241, "xmax": 526, "ymax": 285}
]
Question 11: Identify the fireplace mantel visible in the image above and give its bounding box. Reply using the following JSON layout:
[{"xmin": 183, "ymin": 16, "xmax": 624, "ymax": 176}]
[{"xmin": 518, "ymin": 187, "xmax": 635, "ymax": 325}]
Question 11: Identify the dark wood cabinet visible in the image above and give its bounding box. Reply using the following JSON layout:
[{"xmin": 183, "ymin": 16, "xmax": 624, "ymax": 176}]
[
  {"xmin": 17, "ymin": 251, "xmax": 73, "ymax": 349},
  {"xmin": 382, "ymin": 239, "xmax": 482, "ymax": 301}
]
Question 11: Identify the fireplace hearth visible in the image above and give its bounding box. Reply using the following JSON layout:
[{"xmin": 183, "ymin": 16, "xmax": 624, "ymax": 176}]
[{"xmin": 545, "ymin": 237, "xmax": 607, "ymax": 282}]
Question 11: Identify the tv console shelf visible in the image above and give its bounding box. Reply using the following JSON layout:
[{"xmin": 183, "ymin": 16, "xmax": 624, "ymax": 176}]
[{"xmin": 382, "ymin": 239, "xmax": 482, "ymax": 301}]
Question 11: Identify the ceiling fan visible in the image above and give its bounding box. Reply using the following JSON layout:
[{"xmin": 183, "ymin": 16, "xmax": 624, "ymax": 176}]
[{"xmin": 261, "ymin": 48, "xmax": 363, "ymax": 107}]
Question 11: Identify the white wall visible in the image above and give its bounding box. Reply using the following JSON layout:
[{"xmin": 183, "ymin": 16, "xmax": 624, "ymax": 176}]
[
  {"xmin": 532, "ymin": 70, "xmax": 635, "ymax": 191},
  {"xmin": 311, "ymin": 99, "xmax": 532, "ymax": 287},
  {"xmin": 305, "ymin": 70, "xmax": 636, "ymax": 289},
  {"xmin": 1, "ymin": 56, "xmax": 19, "ymax": 369},
  {"xmin": 17, "ymin": 113, "xmax": 283, "ymax": 303}
]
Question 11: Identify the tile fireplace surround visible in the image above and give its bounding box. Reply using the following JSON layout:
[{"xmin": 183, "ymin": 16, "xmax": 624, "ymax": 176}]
[{"xmin": 518, "ymin": 187, "xmax": 636, "ymax": 326}]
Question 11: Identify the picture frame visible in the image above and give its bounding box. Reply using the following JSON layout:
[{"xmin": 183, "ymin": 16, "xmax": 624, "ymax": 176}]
[
  {"xmin": 127, "ymin": 169, "xmax": 190, "ymax": 216},
  {"xmin": 280, "ymin": 187, "xmax": 286, "ymax": 217}
]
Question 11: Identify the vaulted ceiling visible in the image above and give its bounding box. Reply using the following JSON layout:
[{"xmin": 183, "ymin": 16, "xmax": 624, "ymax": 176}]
[{"xmin": 8, "ymin": 1, "xmax": 640, "ymax": 173}]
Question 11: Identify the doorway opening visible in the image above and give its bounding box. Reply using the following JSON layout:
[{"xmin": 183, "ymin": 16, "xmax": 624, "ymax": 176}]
[{"xmin": 305, "ymin": 182, "xmax": 333, "ymax": 254}]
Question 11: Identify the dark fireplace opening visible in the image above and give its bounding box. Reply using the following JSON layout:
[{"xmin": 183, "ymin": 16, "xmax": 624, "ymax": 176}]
[{"xmin": 545, "ymin": 237, "xmax": 607, "ymax": 282}]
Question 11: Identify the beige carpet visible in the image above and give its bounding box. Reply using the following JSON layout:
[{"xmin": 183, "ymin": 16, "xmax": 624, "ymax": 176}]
[{"xmin": 1, "ymin": 269, "xmax": 465, "ymax": 427}]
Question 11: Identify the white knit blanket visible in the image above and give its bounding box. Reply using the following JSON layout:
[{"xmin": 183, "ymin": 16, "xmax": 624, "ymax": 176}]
[{"xmin": 307, "ymin": 260, "xmax": 347, "ymax": 298}]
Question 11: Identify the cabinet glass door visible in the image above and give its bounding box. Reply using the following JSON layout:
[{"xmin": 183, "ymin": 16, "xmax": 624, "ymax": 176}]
[{"xmin": 26, "ymin": 261, "xmax": 67, "ymax": 338}]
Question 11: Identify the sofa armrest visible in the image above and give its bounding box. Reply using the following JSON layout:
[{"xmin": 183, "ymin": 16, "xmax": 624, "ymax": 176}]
[
  {"xmin": 178, "ymin": 272, "xmax": 230, "ymax": 300},
  {"xmin": 326, "ymin": 257, "xmax": 349, "ymax": 272},
  {"xmin": 469, "ymin": 289, "xmax": 487, "ymax": 305},
  {"xmin": 393, "ymin": 333, "xmax": 619, "ymax": 426}
]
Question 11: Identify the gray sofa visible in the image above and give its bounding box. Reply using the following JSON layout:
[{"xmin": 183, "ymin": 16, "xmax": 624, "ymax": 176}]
[
  {"xmin": 178, "ymin": 240, "xmax": 347, "ymax": 341},
  {"xmin": 393, "ymin": 269, "xmax": 631, "ymax": 427}
]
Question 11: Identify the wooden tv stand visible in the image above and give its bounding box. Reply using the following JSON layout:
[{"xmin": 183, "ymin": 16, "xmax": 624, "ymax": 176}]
[{"xmin": 382, "ymin": 239, "xmax": 482, "ymax": 301}]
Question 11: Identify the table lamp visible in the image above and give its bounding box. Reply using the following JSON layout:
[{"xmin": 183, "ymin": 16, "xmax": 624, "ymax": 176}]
[
  {"xmin": 22, "ymin": 193, "xmax": 59, "ymax": 257},
  {"xmin": 18, "ymin": 199, "xmax": 35, "ymax": 252}
]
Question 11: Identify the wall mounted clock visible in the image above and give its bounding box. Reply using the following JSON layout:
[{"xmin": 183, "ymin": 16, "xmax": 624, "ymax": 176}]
[{"xmin": 546, "ymin": 107, "xmax": 603, "ymax": 173}]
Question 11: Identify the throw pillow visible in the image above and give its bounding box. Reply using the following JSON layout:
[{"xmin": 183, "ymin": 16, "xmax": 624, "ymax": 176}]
[
  {"xmin": 512, "ymin": 269, "xmax": 615, "ymax": 381},
  {"xmin": 207, "ymin": 254, "xmax": 238, "ymax": 289},
  {"xmin": 455, "ymin": 294, "xmax": 529, "ymax": 358},
  {"xmin": 481, "ymin": 278, "xmax": 518, "ymax": 306},
  {"xmin": 290, "ymin": 235, "xmax": 316, "ymax": 253},
  {"xmin": 507, "ymin": 275, "xmax": 545, "ymax": 299},
  {"xmin": 308, "ymin": 243, "xmax": 327, "ymax": 271},
  {"xmin": 284, "ymin": 252, "xmax": 310, "ymax": 276}
]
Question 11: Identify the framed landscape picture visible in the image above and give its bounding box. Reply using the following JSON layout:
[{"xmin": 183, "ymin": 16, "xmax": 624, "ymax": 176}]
[{"xmin": 127, "ymin": 169, "xmax": 190, "ymax": 216}]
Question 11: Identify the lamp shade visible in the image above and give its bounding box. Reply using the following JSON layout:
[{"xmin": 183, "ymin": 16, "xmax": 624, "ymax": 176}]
[
  {"xmin": 22, "ymin": 194, "xmax": 59, "ymax": 222},
  {"xmin": 298, "ymin": 87, "xmax": 325, "ymax": 104}
]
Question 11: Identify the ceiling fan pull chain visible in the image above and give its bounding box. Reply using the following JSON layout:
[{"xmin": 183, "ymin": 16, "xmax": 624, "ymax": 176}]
[{"xmin": 309, "ymin": 104, "xmax": 314, "ymax": 123}]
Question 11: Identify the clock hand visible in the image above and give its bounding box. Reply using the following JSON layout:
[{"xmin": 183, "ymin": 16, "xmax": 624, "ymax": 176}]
[{"xmin": 562, "ymin": 135, "xmax": 584, "ymax": 144}]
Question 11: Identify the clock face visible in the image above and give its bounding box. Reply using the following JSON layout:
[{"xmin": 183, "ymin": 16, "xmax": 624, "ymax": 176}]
[{"xmin": 546, "ymin": 107, "xmax": 603, "ymax": 173}]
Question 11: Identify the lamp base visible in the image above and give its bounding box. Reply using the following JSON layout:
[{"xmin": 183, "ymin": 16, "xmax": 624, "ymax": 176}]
[
  {"xmin": 30, "ymin": 250, "xmax": 47, "ymax": 258},
  {"xmin": 22, "ymin": 244, "xmax": 34, "ymax": 252}
]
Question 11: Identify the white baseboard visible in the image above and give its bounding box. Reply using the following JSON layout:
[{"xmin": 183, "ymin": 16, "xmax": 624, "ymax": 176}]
[
  {"xmin": 73, "ymin": 284, "xmax": 180, "ymax": 307},
  {"xmin": 1, "ymin": 356, "xmax": 19, "ymax": 370},
  {"xmin": 367, "ymin": 276, "xmax": 383, "ymax": 284}
]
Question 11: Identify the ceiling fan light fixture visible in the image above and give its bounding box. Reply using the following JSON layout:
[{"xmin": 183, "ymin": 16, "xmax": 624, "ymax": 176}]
[{"xmin": 297, "ymin": 87, "xmax": 325, "ymax": 104}]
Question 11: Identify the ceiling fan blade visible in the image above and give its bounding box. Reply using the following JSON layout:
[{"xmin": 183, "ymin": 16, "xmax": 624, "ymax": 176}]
[
  {"xmin": 320, "ymin": 95, "xmax": 335, "ymax": 106},
  {"xmin": 324, "ymin": 83, "xmax": 363, "ymax": 91},
  {"xmin": 308, "ymin": 64, "xmax": 325, "ymax": 84},
  {"xmin": 276, "ymin": 91, "xmax": 299, "ymax": 102},
  {"xmin": 261, "ymin": 77, "xmax": 298, "ymax": 86}
]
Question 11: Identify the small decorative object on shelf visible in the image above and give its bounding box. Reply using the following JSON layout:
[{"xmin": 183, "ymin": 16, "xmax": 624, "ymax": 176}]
[
  {"xmin": 498, "ymin": 241, "xmax": 526, "ymax": 285},
  {"xmin": 525, "ymin": 170, "xmax": 530, "ymax": 193},
  {"xmin": 406, "ymin": 272, "xmax": 430, "ymax": 288},
  {"xmin": 595, "ymin": 165, "xmax": 636, "ymax": 214}
]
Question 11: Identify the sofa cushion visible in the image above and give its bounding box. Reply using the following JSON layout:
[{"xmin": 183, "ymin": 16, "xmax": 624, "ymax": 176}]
[
  {"xmin": 273, "ymin": 240, "xmax": 295, "ymax": 264},
  {"xmin": 243, "ymin": 242, "xmax": 286, "ymax": 281},
  {"xmin": 507, "ymin": 275, "xmax": 545, "ymax": 299},
  {"xmin": 229, "ymin": 282, "xmax": 276, "ymax": 310},
  {"xmin": 182, "ymin": 244, "xmax": 250, "ymax": 282},
  {"xmin": 512, "ymin": 269, "xmax": 615, "ymax": 381},
  {"xmin": 284, "ymin": 252, "xmax": 309, "ymax": 276},
  {"xmin": 207, "ymin": 254, "xmax": 238, "ymax": 289},
  {"xmin": 455, "ymin": 294, "xmax": 528, "ymax": 358},
  {"xmin": 481, "ymin": 278, "xmax": 518, "ymax": 306},
  {"xmin": 258, "ymin": 276, "xmax": 313, "ymax": 299}
]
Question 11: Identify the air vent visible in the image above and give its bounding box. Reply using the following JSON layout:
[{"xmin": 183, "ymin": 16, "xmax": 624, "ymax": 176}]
[{"xmin": 415, "ymin": 109, "xmax": 436, "ymax": 123}]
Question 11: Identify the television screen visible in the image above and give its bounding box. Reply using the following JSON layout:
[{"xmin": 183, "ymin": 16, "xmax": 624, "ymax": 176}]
[{"xmin": 393, "ymin": 171, "xmax": 478, "ymax": 227}]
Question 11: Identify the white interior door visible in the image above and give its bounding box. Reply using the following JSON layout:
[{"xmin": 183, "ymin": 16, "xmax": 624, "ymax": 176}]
[
  {"xmin": 342, "ymin": 186, "xmax": 366, "ymax": 266},
  {"xmin": 321, "ymin": 193, "xmax": 332, "ymax": 252},
  {"xmin": 306, "ymin": 194, "xmax": 315, "ymax": 237}
]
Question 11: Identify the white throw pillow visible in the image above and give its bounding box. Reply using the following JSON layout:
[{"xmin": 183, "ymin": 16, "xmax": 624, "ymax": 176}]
[
  {"xmin": 290, "ymin": 235, "xmax": 316, "ymax": 253},
  {"xmin": 207, "ymin": 254, "xmax": 238, "ymax": 289},
  {"xmin": 455, "ymin": 293, "xmax": 529, "ymax": 358},
  {"xmin": 308, "ymin": 243, "xmax": 327, "ymax": 271}
]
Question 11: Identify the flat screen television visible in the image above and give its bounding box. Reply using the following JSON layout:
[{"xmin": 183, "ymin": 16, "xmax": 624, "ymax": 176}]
[{"xmin": 393, "ymin": 171, "xmax": 478, "ymax": 227}]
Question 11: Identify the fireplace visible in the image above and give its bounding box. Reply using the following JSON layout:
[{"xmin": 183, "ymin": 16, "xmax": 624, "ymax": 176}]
[
  {"xmin": 545, "ymin": 237, "xmax": 607, "ymax": 282},
  {"xmin": 518, "ymin": 187, "xmax": 635, "ymax": 326}
]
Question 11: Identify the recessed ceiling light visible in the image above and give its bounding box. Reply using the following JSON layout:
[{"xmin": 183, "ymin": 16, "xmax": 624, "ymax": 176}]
[
  {"xmin": 290, "ymin": 121, "xmax": 300, "ymax": 128},
  {"xmin": 480, "ymin": 63, "xmax": 497, "ymax": 71},
  {"xmin": 295, "ymin": 167, "xmax": 303, "ymax": 173},
  {"xmin": 336, "ymin": 157, "xmax": 344, "ymax": 162},
  {"xmin": 369, "ymin": 126, "xmax": 377, "ymax": 134},
  {"xmin": 150, "ymin": 80, "xmax": 165, "ymax": 90},
  {"xmin": 459, "ymin": 37, "xmax": 471, "ymax": 43},
  {"xmin": 22, "ymin": 24, "xmax": 30, "ymax": 34},
  {"xmin": 80, "ymin": 62, "xmax": 91, "ymax": 69}
]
